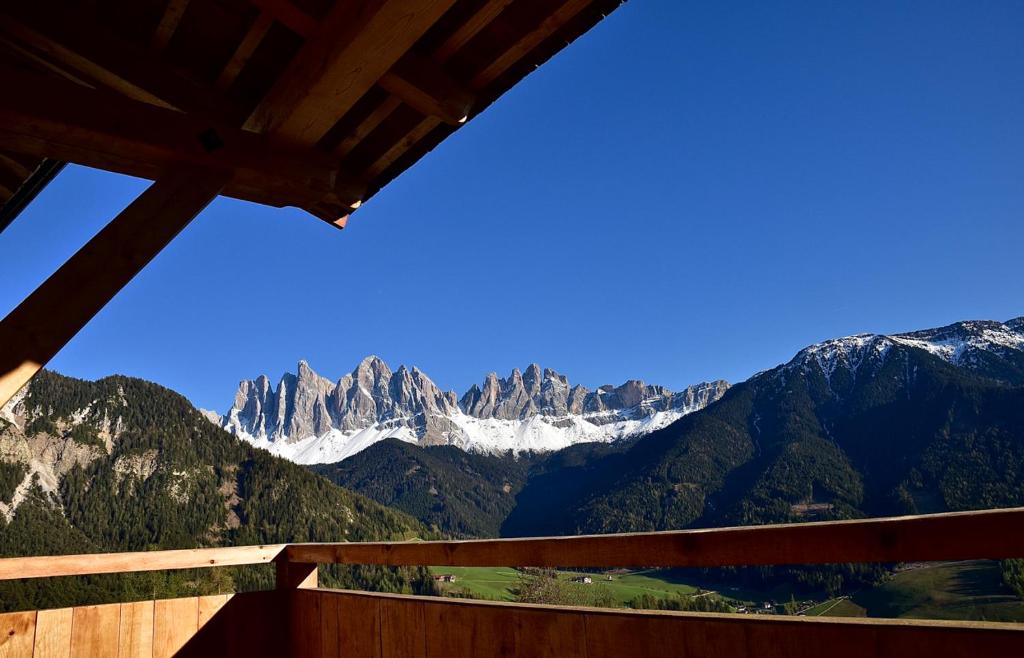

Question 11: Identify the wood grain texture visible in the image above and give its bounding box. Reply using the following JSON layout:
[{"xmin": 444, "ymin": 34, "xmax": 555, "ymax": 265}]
[
  {"xmin": 0, "ymin": 169, "xmax": 228, "ymax": 408},
  {"xmin": 153, "ymin": 597, "xmax": 198, "ymax": 658},
  {"xmin": 301, "ymin": 589, "xmax": 1024, "ymax": 658},
  {"xmin": 0, "ymin": 611, "xmax": 36, "ymax": 658},
  {"xmin": 286, "ymin": 507, "xmax": 1024, "ymax": 568},
  {"xmin": 116, "ymin": 601, "xmax": 154, "ymax": 658},
  {"xmin": 69, "ymin": 604, "xmax": 119, "ymax": 658},
  {"xmin": 0, "ymin": 541, "xmax": 283, "ymax": 582},
  {"xmin": 289, "ymin": 590, "xmax": 322, "ymax": 658},
  {"xmin": 379, "ymin": 597, "xmax": 425, "ymax": 658},
  {"xmin": 0, "ymin": 66, "xmax": 344, "ymax": 209},
  {"xmin": 197, "ymin": 594, "xmax": 230, "ymax": 630},
  {"xmin": 245, "ymin": 0, "xmax": 457, "ymax": 144},
  {"xmin": 31, "ymin": 609, "xmax": 70, "ymax": 658}
]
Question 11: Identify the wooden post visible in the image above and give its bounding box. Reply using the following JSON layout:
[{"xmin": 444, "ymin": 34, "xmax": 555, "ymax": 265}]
[
  {"xmin": 0, "ymin": 169, "xmax": 228, "ymax": 407},
  {"xmin": 276, "ymin": 560, "xmax": 318, "ymax": 590},
  {"xmin": 277, "ymin": 558, "xmax": 318, "ymax": 657}
]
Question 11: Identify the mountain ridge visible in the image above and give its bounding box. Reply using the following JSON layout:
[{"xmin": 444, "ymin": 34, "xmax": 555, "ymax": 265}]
[
  {"xmin": 219, "ymin": 357, "xmax": 729, "ymax": 464},
  {"xmin": 313, "ymin": 317, "xmax": 1024, "ymax": 542}
]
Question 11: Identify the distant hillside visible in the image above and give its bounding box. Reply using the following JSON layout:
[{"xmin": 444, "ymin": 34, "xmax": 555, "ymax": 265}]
[
  {"xmin": 319, "ymin": 319, "xmax": 1024, "ymax": 547},
  {"xmin": 503, "ymin": 318, "xmax": 1024, "ymax": 536},
  {"xmin": 313, "ymin": 439, "xmax": 538, "ymax": 538},
  {"xmin": 0, "ymin": 370, "xmax": 434, "ymax": 611}
]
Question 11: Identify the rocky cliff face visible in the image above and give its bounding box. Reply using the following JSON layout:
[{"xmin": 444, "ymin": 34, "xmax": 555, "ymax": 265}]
[{"xmin": 221, "ymin": 357, "xmax": 729, "ymax": 464}]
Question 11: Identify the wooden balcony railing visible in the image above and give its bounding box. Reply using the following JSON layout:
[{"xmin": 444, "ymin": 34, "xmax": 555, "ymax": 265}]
[{"xmin": 1, "ymin": 508, "xmax": 1023, "ymax": 657}]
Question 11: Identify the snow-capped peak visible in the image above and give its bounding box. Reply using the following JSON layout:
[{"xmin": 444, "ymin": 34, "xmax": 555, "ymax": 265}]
[
  {"xmin": 220, "ymin": 357, "xmax": 729, "ymax": 465},
  {"xmin": 787, "ymin": 318, "xmax": 1024, "ymax": 383}
]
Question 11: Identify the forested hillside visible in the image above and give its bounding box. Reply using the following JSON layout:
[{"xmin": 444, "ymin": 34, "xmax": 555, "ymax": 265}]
[
  {"xmin": 314, "ymin": 439, "xmax": 538, "ymax": 537},
  {"xmin": 503, "ymin": 321, "xmax": 1024, "ymax": 537},
  {"xmin": 0, "ymin": 371, "xmax": 435, "ymax": 611}
]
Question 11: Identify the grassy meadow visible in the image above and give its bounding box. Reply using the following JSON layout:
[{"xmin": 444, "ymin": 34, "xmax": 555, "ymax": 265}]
[{"xmin": 430, "ymin": 560, "xmax": 1024, "ymax": 623}]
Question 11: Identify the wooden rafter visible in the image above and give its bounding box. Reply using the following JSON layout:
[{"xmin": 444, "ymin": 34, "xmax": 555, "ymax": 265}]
[
  {"xmin": 244, "ymin": 0, "xmax": 458, "ymax": 145},
  {"xmin": 216, "ymin": 12, "xmax": 274, "ymax": 90},
  {"xmin": 0, "ymin": 5, "xmax": 233, "ymax": 120},
  {"xmin": 152, "ymin": 0, "xmax": 191, "ymax": 51},
  {"xmin": 247, "ymin": 0, "xmax": 317, "ymax": 37},
  {"xmin": 379, "ymin": 52, "xmax": 474, "ymax": 125},
  {"xmin": 249, "ymin": 0, "xmax": 475, "ymax": 128},
  {"xmin": 0, "ymin": 66, "xmax": 360, "ymax": 210},
  {"xmin": 433, "ymin": 0, "xmax": 516, "ymax": 61},
  {"xmin": 0, "ymin": 169, "xmax": 228, "ymax": 407}
]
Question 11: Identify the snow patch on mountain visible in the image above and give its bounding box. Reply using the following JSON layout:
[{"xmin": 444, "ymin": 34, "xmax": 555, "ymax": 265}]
[
  {"xmin": 788, "ymin": 318, "xmax": 1024, "ymax": 384},
  {"xmin": 231, "ymin": 407, "xmax": 696, "ymax": 466},
  {"xmin": 220, "ymin": 357, "xmax": 729, "ymax": 464}
]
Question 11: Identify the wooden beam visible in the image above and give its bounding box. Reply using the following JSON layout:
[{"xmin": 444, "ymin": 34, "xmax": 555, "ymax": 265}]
[
  {"xmin": 244, "ymin": 2, "xmax": 473, "ymax": 126},
  {"xmin": 0, "ymin": 4, "xmax": 233, "ymax": 120},
  {"xmin": 0, "ymin": 158, "xmax": 64, "ymax": 234},
  {"xmin": 0, "ymin": 169, "xmax": 228, "ymax": 408},
  {"xmin": 379, "ymin": 52, "xmax": 474, "ymax": 126},
  {"xmin": 247, "ymin": 0, "xmax": 317, "ymax": 37},
  {"xmin": 0, "ymin": 541, "xmax": 284, "ymax": 581},
  {"xmin": 0, "ymin": 66, "xmax": 361, "ymax": 209},
  {"xmin": 432, "ymin": 0, "xmax": 516, "ymax": 62},
  {"xmin": 333, "ymin": 0, "xmax": 512, "ymax": 160},
  {"xmin": 0, "ymin": 153, "xmax": 32, "ymax": 181},
  {"xmin": 276, "ymin": 560, "xmax": 318, "ymax": 590},
  {"xmin": 245, "ymin": 0, "xmax": 458, "ymax": 145},
  {"xmin": 216, "ymin": 12, "xmax": 274, "ymax": 90},
  {"xmin": 334, "ymin": 96, "xmax": 404, "ymax": 159},
  {"xmin": 285, "ymin": 507, "xmax": 1024, "ymax": 568},
  {"xmin": 152, "ymin": 0, "xmax": 191, "ymax": 51}
]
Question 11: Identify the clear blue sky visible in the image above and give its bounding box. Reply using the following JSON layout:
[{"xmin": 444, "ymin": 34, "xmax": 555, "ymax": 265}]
[{"xmin": 2, "ymin": 1, "xmax": 1022, "ymax": 412}]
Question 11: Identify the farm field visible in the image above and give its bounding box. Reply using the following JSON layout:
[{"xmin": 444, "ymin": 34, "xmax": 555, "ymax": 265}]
[
  {"xmin": 432, "ymin": 560, "xmax": 1024, "ymax": 623},
  {"xmin": 850, "ymin": 560, "xmax": 1024, "ymax": 622},
  {"xmin": 429, "ymin": 567, "xmax": 699, "ymax": 605}
]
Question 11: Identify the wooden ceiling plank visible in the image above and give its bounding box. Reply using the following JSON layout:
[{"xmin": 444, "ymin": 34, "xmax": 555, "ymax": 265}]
[
  {"xmin": 0, "ymin": 169, "xmax": 229, "ymax": 408},
  {"xmin": 0, "ymin": 153, "xmax": 32, "ymax": 181},
  {"xmin": 247, "ymin": 0, "xmax": 317, "ymax": 37},
  {"xmin": 0, "ymin": 66, "xmax": 357, "ymax": 210},
  {"xmin": 247, "ymin": 2, "xmax": 473, "ymax": 126},
  {"xmin": 333, "ymin": 96, "xmax": 403, "ymax": 159},
  {"xmin": 245, "ymin": 0, "xmax": 458, "ymax": 145},
  {"xmin": 332, "ymin": 0, "xmax": 515, "ymax": 161},
  {"xmin": 433, "ymin": 0, "xmax": 516, "ymax": 61},
  {"xmin": 152, "ymin": 0, "xmax": 192, "ymax": 51},
  {"xmin": 0, "ymin": 4, "xmax": 234, "ymax": 120},
  {"xmin": 216, "ymin": 12, "xmax": 274, "ymax": 90},
  {"xmin": 378, "ymin": 52, "xmax": 474, "ymax": 126}
]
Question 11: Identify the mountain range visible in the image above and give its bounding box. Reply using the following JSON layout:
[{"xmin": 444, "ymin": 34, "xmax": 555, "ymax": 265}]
[
  {"xmin": 315, "ymin": 318, "xmax": 1024, "ymax": 539},
  {"xmin": 214, "ymin": 358, "xmax": 729, "ymax": 463},
  {"xmin": 2, "ymin": 315, "xmax": 1022, "ymax": 606}
]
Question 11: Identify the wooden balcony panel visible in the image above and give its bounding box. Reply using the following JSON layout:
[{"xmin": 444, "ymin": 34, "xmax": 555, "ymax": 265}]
[
  {"xmin": 0, "ymin": 591, "xmax": 284, "ymax": 658},
  {"xmin": 292, "ymin": 588, "xmax": 1024, "ymax": 658}
]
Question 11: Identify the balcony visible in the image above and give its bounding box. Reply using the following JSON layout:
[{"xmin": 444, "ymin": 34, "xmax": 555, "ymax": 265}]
[{"xmin": 1, "ymin": 508, "xmax": 1022, "ymax": 657}]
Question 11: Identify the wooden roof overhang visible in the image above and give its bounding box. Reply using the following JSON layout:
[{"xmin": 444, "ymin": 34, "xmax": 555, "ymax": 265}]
[{"xmin": 0, "ymin": 0, "xmax": 625, "ymax": 406}]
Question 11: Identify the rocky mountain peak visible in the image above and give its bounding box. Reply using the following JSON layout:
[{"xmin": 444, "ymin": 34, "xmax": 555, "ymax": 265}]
[{"xmin": 222, "ymin": 356, "xmax": 731, "ymax": 464}]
